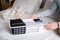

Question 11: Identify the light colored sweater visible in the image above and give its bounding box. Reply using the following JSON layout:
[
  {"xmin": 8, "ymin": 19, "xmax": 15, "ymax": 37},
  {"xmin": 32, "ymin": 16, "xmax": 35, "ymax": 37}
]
[{"xmin": 1, "ymin": 0, "xmax": 57, "ymax": 20}]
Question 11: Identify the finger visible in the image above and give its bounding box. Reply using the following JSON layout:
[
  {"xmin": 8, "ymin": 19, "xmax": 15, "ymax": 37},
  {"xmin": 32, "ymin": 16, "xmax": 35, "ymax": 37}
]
[
  {"xmin": 46, "ymin": 28, "xmax": 52, "ymax": 30},
  {"xmin": 44, "ymin": 26, "xmax": 49, "ymax": 30},
  {"xmin": 44, "ymin": 24, "xmax": 50, "ymax": 27},
  {"xmin": 45, "ymin": 23, "xmax": 52, "ymax": 26},
  {"xmin": 44, "ymin": 26, "xmax": 52, "ymax": 30},
  {"xmin": 44, "ymin": 25, "xmax": 51, "ymax": 29},
  {"xmin": 48, "ymin": 22, "xmax": 53, "ymax": 24},
  {"xmin": 44, "ymin": 25, "xmax": 48, "ymax": 27},
  {"xmin": 29, "ymin": 16, "xmax": 34, "ymax": 19},
  {"xmin": 44, "ymin": 25, "xmax": 48, "ymax": 29}
]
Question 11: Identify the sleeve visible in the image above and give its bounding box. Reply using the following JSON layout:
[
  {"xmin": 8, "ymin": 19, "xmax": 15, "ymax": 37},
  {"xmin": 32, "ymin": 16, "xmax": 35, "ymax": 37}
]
[
  {"xmin": 57, "ymin": 22, "xmax": 60, "ymax": 35},
  {"xmin": 37, "ymin": 3, "xmax": 57, "ymax": 17}
]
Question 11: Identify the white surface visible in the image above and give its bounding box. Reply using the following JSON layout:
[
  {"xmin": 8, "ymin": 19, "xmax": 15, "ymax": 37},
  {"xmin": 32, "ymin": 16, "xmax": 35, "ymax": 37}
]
[{"xmin": 0, "ymin": 17, "xmax": 60, "ymax": 40}]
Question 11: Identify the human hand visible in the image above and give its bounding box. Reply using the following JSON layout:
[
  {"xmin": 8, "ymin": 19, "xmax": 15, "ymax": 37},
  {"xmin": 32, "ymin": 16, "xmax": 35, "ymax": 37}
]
[
  {"xmin": 14, "ymin": 8, "xmax": 21, "ymax": 19},
  {"xmin": 29, "ymin": 14, "xmax": 38, "ymax": 19},
  {"xmin": 44, "ymin": 22, "xmax": 58, "ymax": 30},
  {"xmin": 14, "ymin": 12, "xmax": 21, "ymax": 19}
]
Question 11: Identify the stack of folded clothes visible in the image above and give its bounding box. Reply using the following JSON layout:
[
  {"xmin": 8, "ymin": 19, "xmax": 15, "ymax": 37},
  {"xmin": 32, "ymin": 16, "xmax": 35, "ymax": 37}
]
[{"xmin": 9, "ymin": 19, "xmax": 43, "ymax": 35}]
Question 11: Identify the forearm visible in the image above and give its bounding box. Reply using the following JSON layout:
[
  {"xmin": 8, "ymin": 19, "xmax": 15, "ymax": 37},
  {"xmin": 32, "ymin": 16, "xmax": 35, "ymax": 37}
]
[{"xmin": 37, "ymin": 3, "xmax": 57, "ymax": 17}]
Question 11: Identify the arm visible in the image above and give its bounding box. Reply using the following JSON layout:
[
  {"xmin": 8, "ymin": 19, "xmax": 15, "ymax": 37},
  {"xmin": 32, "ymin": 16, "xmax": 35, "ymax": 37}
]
[
  {"xmin": 37, "ymin": 3, "xmax": 57, "ymax": 17},
  {"xmin": 44, "ymin": 22, "xmax": 60, "ymax": 36},
  {"xmin": 29, "ymin": 3, "xmax": 57, "ymax": 19}
]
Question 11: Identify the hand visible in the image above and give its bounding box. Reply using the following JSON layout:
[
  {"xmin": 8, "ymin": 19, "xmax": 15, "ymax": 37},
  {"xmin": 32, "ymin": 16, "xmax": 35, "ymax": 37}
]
[
  {"xmin": 14, "ymin": 13, "xmax": 21, "ymax": 19},
  {"xmin": 29, "ymin": 14, "xmax": 38, "ymax": 19},
  {"xmin": 14, "ymin": 8, "xmax": 21, "ymax": 19},
  {"xmin": 44, "ymin": 22, "xmax": 58, "ymax": 30},
  {"xmin": 14, "ymin": 7, "xmax": 24, "ymax": 19}
]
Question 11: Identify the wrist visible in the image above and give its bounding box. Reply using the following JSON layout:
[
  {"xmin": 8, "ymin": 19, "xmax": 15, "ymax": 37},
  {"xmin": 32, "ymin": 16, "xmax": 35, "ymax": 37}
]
[{"xmin": 57, "ymin": 22, "xmax": 60, "ymax": 28}]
